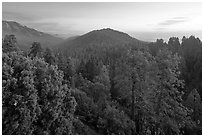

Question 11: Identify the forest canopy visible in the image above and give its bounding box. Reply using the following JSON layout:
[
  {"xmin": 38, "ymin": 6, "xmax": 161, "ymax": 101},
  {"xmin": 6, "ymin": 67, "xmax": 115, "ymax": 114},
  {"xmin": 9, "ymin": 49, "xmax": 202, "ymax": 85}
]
[{"xmin": 2, "ymin": 33, "xmax": 202, "ymax": 135}]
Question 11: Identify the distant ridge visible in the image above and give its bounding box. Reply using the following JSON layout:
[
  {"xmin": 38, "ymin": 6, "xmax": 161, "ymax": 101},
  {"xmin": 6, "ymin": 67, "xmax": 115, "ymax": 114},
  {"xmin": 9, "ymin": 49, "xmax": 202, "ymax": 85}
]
[{"xmin": 2, "ymin": 20, "xmax": 63, "ymax": 50}]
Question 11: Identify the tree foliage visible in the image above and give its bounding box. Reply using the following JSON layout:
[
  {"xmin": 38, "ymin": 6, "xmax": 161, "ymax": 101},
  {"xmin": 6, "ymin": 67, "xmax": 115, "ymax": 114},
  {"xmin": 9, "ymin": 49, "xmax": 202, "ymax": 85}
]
[
  {"xmin": 2, "ymin": 34, "xmax": 19, "ymax": 53},
  {"xmin": 2, "ymin": 34, "xmax": 201, "ymax": 135},
  {"xmin": 2, "ymin": 51, "xmax": 76, "ymax": 135},
  {"xmin": 29, "ymin": 42, "xmax": 43, "ymax": 58}
]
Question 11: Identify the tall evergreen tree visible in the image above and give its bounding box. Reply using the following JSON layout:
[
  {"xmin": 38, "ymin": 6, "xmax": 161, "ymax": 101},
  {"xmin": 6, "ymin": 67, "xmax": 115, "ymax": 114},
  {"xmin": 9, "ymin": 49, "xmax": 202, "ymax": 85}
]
[{"xmin": 152, "ymin": 48, "xmax": 194, "ymax": 134}]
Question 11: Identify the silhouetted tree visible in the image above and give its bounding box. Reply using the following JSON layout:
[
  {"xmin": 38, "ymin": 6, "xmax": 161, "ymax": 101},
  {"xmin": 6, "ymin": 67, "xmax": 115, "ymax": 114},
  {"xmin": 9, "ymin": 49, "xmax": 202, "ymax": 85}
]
[
  {"xmin": 181, "ymin": 36, "xmax": 202, "ymax": 98},
  {"xmin": 167, "ymin": 37, "xmax": 181, "ymax": 54}
]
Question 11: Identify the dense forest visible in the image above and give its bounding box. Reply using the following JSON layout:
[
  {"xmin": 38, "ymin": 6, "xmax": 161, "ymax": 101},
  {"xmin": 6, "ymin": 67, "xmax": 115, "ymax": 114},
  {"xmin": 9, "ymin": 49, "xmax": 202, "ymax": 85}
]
[{"xmin": 2, "ymin": 32, "xmax": 202, "ymax": 135}]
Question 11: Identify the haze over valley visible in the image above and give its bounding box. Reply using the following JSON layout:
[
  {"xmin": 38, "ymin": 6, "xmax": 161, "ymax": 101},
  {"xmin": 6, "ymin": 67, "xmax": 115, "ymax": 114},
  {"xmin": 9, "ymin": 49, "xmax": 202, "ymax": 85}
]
[{"xmin": 3, "ymin": 2, "xmax": 201, "ymax": 42}]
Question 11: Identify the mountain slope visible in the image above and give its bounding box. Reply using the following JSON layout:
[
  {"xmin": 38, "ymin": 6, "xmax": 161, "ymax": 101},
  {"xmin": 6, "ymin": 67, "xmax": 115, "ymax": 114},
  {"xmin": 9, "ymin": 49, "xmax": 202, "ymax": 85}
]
[
  {"xmin": 58, "ymin": 28, "xmax": 147, "ymax": 50},
  {"xmin": 2, "ymin": 20, "xmax": 63, "ymax": 50}
]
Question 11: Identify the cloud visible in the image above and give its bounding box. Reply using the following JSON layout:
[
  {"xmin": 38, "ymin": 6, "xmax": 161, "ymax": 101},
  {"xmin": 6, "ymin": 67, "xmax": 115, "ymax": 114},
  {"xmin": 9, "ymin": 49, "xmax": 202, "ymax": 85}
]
[{"xmin": 158, "ymin": 16, "xmax": 189, "ymax": 26}]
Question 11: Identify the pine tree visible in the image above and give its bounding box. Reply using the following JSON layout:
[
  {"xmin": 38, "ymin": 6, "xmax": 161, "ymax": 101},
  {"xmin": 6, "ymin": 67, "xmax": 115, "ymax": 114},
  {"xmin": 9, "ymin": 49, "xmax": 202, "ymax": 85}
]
[{"xmin": 152, "ymin": 48, "xmax": 194, "ymax": 134}]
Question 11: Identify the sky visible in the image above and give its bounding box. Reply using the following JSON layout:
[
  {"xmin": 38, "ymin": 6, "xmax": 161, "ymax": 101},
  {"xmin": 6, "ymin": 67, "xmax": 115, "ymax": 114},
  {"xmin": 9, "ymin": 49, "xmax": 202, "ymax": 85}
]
[{"xmin": 2, "ymin": 2, "xmax": 202, "ymax": 41}]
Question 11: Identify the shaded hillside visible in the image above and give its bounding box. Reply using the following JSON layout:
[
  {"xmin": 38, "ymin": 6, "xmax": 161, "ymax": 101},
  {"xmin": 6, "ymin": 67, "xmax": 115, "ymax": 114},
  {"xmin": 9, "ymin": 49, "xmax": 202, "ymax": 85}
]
[{"xmin": 2, "ymin": 21, "xmax": 63, "ymax": 50}]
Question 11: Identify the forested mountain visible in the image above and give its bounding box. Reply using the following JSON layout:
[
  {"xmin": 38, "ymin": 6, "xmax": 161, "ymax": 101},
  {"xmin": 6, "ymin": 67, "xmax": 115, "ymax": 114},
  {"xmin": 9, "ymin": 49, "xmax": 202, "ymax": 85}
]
[
  {"xmin": 57, "ymin": 28, "xmax": 147, "ymax": 50},
  {"xmin": 56, "ymin": 28, "xmax": 148, "ymax": 61},
  {"xmin": 2, "ymin": 27, "xmax": 202, "ymax": 135},
  {"xmin": 2, "ymin": 21, "xmax": 63, "ymax": 50}
]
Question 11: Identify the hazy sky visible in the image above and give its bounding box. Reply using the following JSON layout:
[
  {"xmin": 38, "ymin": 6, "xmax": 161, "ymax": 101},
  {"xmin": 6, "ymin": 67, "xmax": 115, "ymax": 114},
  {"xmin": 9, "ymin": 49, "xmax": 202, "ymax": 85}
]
[{"xmin": 2, "ymin": 2, "xmax": 202, "ymax": 41}]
